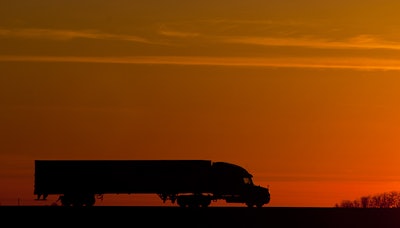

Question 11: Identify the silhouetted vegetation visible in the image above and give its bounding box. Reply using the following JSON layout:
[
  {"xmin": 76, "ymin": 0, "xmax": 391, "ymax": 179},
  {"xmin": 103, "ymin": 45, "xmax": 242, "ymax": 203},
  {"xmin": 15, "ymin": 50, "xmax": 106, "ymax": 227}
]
[{"xmin": 335, "ymin": 191, "xmax": 400, "ymax": 208}]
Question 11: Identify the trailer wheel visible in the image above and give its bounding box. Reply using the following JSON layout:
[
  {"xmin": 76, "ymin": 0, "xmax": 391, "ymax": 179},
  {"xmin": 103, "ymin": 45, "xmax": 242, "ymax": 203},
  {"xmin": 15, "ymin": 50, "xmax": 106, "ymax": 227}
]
[
  {"xmin": 60, "ymin": 196, "xmax": 72, "ymax": 207},
  {"xmin": 246, "ymin": 203, "xmax": 254, "ymax": 208},
  {"xmin": 178, "ymin": 202, "xmax": 187, "ymax": 207},
  {"xmin": 189, "ymin": 203, "xmax": 200, "ymax": 208},
  {"xmin": 73, "ymin": 202, "xmax": 84, "ymax": 207},
  {"xmin": 84, "ymin": 195, "xmax": 96, "ymax": 206},
  {"xmin": 177, "ymin": 197, "xmax": 186, "ymax": 207},
  {"xmin": 201, "ymin": 198, "xmax": 211, "ymax": 207},
  {"xmin": 59, "ymin": 196, "xmax": 66, "ymax": 206}
]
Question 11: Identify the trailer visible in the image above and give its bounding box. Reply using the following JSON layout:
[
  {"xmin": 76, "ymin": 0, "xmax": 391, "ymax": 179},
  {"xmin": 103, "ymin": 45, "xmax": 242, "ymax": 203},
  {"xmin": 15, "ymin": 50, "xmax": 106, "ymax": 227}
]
[{"xmin": 34, "ymin": 160, "xmax": 270, "ymax": 207}]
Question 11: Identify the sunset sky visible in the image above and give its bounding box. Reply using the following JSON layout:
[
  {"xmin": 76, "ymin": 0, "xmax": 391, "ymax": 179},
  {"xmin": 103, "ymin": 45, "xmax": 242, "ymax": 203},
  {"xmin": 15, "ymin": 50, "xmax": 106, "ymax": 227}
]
[{"xmin": 2, "ymin": 0, "xmax": 400, "ymax": 207}]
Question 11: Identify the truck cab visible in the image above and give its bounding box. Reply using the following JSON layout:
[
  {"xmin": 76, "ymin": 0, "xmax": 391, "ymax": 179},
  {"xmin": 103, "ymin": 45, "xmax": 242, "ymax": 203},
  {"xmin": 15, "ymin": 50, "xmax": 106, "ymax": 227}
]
[{"xmin": 211, "ymin": 162, "xmax": 270, "ymax": 207}]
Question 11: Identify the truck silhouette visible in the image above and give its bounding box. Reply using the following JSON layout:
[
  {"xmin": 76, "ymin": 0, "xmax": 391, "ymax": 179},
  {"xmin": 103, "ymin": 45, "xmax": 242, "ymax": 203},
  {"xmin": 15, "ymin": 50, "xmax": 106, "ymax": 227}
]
[{"xmin": 34, "ymin": 160, "xmax": 270, "ymax": 207}]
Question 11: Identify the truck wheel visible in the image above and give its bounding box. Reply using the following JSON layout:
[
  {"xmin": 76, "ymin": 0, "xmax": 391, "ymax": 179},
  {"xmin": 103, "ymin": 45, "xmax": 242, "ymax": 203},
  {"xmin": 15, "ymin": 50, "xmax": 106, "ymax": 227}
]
[
  {"xmin": 84, "ymin": 195, "xmax": 96, "ymax": 206},
  {"xmin": 201, "ymin": 198, "xmax": 211, "ymax": 207},
  {"xmin": 189, "ymin": 203, "xmax": 199, "ymax": 208},
  {"xmin": 246, "ymin": 203, "xmax": 254, "ymax": 208},
  {"xmin": 73, "ymin": 202, "xmax": 83, "ymax": 207},
  {"xmin": 177, "ymin": 198, "xmax": 186, "ymax": 207},
  {"xmin": 60, "ymin": 196, "xmax": 72, "ymax": 207}
]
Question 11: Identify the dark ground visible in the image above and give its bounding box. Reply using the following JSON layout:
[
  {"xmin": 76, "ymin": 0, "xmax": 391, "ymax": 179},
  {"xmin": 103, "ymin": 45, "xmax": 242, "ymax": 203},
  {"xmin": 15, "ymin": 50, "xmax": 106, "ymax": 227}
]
[{"xmin": 2, "ymin": 206, "xmax": 400, "ymax": 227}]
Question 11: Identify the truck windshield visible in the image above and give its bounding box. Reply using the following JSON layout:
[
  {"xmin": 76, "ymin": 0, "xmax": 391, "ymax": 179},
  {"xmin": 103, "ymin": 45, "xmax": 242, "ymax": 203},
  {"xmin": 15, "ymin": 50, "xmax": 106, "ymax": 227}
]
[{"xmin": 243, "ymin": 177, "xmax": 253, "ymax": 185}]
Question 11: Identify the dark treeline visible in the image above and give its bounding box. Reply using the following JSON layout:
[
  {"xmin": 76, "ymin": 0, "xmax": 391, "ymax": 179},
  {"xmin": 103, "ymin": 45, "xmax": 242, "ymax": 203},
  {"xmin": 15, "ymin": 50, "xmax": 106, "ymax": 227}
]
[{"xmin": 335, "ymin": 191, "xmax": 400, "ymax": 208}]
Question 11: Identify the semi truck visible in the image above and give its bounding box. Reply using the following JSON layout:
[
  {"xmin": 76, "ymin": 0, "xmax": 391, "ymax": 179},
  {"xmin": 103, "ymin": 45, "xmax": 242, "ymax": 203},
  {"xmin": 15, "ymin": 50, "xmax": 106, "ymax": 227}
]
[{"xmin": 34, "ymin": 160, "xmax": 270, "ymax": 207}]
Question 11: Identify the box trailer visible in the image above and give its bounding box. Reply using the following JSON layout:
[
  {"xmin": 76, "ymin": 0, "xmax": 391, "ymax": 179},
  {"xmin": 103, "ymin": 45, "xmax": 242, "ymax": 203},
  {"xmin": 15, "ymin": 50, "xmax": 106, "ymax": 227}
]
[{"xmin": 34, "ymin": 160, "xmax": 270, "ymax": 207}]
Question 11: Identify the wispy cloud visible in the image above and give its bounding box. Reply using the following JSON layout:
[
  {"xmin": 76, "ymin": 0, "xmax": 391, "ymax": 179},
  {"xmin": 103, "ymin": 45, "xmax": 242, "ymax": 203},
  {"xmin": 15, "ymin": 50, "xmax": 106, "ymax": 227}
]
[
  {"xmin": 0, "ymin": 28, "xmax": 152, "ymax": 44},
  {"xmin": 204, "ymin": 19, "xmax": 303, "ymax": 26},
  {"xmin": 156, "ymin": 19, "xmax": 400, "ymax": 51},
  {"xmin": 224, "ymin": 34, "xmax": 400, "ymax": 50},
  {"xmin": 1, "ymin": 55, "xmax": 400, "ymax": 71},
  {"xmin": 158, "ymin": 28, "xmax": 199, "ymax": 38}
]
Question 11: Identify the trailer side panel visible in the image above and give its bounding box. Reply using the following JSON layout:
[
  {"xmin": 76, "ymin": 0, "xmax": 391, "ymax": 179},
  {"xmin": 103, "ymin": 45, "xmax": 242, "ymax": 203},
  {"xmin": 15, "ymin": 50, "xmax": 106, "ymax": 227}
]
[{"xmin": 34, "ymin": 160, "xmax": 213, "ymax": 195}]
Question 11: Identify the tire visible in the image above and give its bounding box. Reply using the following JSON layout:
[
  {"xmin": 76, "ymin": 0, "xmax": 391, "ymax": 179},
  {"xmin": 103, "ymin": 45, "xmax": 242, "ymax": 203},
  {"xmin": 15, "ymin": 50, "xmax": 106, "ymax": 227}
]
[
  {"xmin": 246, "ymin": 203, "xmax": 254, "ymax": 208},
  {"xmin": 177, "ymin": 197, "xmax": 186, "ymax": 207}
]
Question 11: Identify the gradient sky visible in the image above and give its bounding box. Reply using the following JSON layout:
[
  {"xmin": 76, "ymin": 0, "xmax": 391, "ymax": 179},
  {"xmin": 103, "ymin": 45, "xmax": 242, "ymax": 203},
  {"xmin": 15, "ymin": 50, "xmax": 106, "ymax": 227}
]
[{"xmin": 2, "ymin": 0, "xmax": 400, "ymax": 207}]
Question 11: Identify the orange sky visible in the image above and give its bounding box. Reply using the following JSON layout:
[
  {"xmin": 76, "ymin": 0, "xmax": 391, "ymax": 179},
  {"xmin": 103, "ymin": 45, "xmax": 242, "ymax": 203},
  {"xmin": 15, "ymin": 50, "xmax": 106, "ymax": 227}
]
[{"xmin": 2, "ymin": 0, "xmax": 400, "ymax": 207}]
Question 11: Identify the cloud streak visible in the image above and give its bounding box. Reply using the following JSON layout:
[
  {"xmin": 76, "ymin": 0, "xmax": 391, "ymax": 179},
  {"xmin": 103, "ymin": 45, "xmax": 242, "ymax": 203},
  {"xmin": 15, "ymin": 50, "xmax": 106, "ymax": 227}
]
[
  {"xmin": 223, "ymin": 34, "xmax": 400, "ymax": 50},
  {"xmin": 1, "ymin": 55, "xmax": 400, "ymax": 71},
  {"xmin": 156, "ymin": 20, "xmax": 400, "ymax": 51},
  {"xmin": 158, "ymin": 28, "xmax": 200, "ymax": 38},
  {"xmin": 2, "ymin": 27, "xmax": 399, "ymax": 52},
  {"xmin": 0, "ymin": 28, "xmax": 152, "ymax": 44}
]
